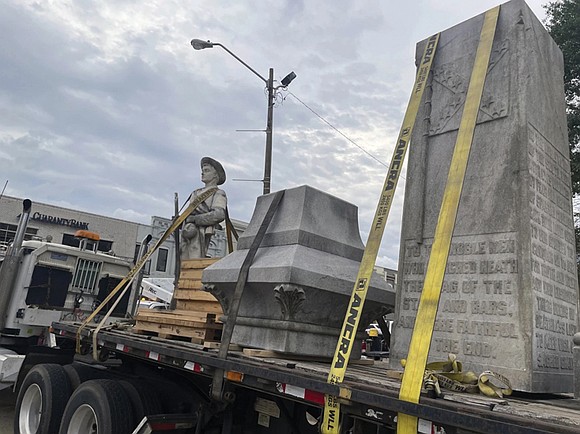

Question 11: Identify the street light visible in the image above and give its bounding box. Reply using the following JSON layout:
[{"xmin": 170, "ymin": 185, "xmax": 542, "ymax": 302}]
[{"xmin": 191, "ymin": 39, "xmax": 296, "ymax": 195}]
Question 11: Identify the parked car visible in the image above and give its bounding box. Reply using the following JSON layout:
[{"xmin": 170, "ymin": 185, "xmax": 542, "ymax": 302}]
[{"xmin": 138, "ymin": 300, "xmax": 169, "ymax": 310}]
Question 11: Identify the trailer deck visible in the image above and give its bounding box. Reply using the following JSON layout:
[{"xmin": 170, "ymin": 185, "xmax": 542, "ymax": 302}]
[{"xmin": 52, "ymin": 321, "xmax": 580, "ymax": 434}]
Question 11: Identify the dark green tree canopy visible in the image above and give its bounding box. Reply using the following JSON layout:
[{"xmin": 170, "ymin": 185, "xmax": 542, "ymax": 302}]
[{"xmin": 545, "ymin": 0, "xmax": 580, "ymax": 194}]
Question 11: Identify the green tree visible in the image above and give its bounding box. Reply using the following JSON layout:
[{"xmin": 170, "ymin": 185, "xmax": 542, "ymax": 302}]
[{"xmin": 544, "ymin": 0, "xmax": 580, "ymax": 249}]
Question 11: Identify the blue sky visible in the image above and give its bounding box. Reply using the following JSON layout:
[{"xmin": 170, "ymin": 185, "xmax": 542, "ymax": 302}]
[{"xmin": 0, "ymin": 0, "xmax": 548, "ymax": 268}]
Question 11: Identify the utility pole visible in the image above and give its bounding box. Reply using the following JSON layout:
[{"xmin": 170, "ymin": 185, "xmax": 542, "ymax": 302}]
[
  {"xmin": 191, "ymin": 39, "xmax": 296, "ymax": 195},
  {"xmin": 264, "ymin": 68, "xmax": 274, "ymax": 194}
]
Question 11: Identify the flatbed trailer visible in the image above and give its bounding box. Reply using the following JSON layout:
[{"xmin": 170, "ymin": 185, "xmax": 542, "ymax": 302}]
[{"xmin": 47, "ymin": 321, "xmax": 580, "ymax": 434}]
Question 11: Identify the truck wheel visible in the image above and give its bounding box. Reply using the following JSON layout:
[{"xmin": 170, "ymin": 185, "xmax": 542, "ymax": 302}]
[
  {"xmin": 119, "ymin": 380, "xmax": 163, "ymax": 427},
  {"xmin": 58, "ymin": 379, "xmax": 133, "ymax": 434},
  {"xmin": 63, "ymin": 363, "xmax": 109, "ymax": 391},
  {"xmin": 14, "ymin": 363, "xmax": 72, "ymax": 434}
]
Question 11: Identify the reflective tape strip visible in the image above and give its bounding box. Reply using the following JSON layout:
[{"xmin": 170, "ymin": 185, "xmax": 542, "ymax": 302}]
[
  {"xmin": 322, "ymin": 31, "xmax": 441, "ymax": 434},
  {"xmin": 397, "ymin": 6, "xmax": 500, "ymax": 434},
  {"xmin": 146, "ymin": 351, "xmax": 160, "ymax": 361},
  {"xmin": 115, "ymin": 343, "xmax": 129, "ymax": 352},
  {"xmin": 184, "ymin": 361, "xmax": 203, "ymax": 372},
  {"xmin": 418, "ymin": 419, "xmax": 435, "ymax": 434},
  {"xmin": 276, "ymin": 383, "xmax": 325, "ymax": 405}
]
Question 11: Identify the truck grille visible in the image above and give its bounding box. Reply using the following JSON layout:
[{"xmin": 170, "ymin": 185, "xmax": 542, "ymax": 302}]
[{"xmin": 72, "ymin": 258, "xmax": 102, "ymax": 293}]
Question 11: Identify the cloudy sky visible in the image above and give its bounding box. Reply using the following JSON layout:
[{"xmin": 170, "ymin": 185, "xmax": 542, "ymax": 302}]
[{"xmin": 0, "ymin": 0, "xmax": 548, "ymax": 268}]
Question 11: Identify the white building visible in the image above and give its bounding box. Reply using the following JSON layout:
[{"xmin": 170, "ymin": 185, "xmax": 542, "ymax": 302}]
[
  {"xmin": 143, "ymin": 215, "xmax": 246, "ymax": 278},
  {"xmin": 0, "ymin": 195, "xmax": 246, "ymax": 279},
  {"xmin": 373, "ymin": 265, "xmax": 397, "ymax": 289}
]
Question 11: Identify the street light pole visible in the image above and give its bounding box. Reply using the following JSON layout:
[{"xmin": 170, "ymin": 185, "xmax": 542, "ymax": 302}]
[
  {"xmin": 191, "ymin": 39, "xmax": 295, "ymax": 195},
  {"xmin": 264, "ymin": 68, "xmax": 274, "ymax": 194}
]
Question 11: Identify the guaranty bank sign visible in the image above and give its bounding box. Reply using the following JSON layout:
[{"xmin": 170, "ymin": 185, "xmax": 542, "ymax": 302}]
[{"xmin": 30, "ymin": 212, "xmax": 89, "ymax": 230}]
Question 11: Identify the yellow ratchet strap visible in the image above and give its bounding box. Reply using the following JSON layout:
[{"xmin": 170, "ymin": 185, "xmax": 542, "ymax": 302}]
[
  {"xmin": 397, "ymin": 6, "xmax": 499, "ymax": 434},
  {"xmin": 478, "ymin": 370, "xmax": 512, "ymax": 398},
  {"xmin": 321, "ymin": 32, "xmax": 440, "ymax": 434}
]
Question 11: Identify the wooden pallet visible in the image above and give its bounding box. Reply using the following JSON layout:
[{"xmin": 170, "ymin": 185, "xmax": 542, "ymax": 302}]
[
  {"xmin": 176, "ymin": 258, "xmax": 223, "ymax": 314},
  {"xmin": 134, "ymin": 309, "xmax": 222, "ymax": 344},
  {"xmin": 133, "ymin": 259, "xmax": 226, "ymax": 344},
  {"xmin": 203, "ymin": 342, "xmax": 243, "ymax": 351},
  {"xmin": 174, "ymin": 300, "xmax": 223, "ymax": 313}
]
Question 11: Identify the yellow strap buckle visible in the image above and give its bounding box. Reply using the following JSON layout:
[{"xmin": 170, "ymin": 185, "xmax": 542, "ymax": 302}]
[{"xmin": 478, "ymin": 370, "xmax": 512, "ymax": 398}]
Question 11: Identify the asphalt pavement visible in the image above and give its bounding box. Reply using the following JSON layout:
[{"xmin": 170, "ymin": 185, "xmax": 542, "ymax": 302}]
[{"xmin": 0, "ymin": 386, "xmax": 16, "ymax": 433}]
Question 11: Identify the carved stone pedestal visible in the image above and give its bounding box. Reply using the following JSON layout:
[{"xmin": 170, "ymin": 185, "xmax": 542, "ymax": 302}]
[
  {"xmin": 202, "ymin": 185, "xmax": 395, "ymax": 358},
  {"xmin": 391, "ymin": 1, "xmax": 579, "ymax": 392},
  {"xmin": 574, "ymin": 333, "xmax": 580, "ymax": 399}
]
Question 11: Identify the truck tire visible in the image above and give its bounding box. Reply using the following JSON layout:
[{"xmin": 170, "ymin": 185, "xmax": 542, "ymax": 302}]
[
  {"xmin": 63, "ymin": 363, "xmax": 109, "ymax": 391},
  {"xmin": 58, "ymin": 379, "xmax": 134, "ymax": 434},
  {"xmin": 14, "ymin": 363, "xmax": 72, "ymax": 434},
  {"xmin": 119, "ymin": 380, "xmax": 163, "ymax": 427}
]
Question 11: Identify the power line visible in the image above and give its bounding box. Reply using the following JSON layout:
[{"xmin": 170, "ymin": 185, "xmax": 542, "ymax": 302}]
[
  {"xmin": 287, "ymin": 91, "xmax": 389, "ymax": 168},
  {"xmin": 0, "ymin": 180, "xmax": 7, "ymax": 201}
]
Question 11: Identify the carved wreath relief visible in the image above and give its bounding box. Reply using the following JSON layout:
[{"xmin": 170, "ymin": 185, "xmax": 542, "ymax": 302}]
[{"xmin": 274, "ymin": 284, "xmax": 306, "ymax": 321}]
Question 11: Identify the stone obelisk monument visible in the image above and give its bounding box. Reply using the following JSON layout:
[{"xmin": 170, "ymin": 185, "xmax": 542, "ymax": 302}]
[{"xmin": 390, "ymin": 0, "xmax": 578, "ymax": 393}]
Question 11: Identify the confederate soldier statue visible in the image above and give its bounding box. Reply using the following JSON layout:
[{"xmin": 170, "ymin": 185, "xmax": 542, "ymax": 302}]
[{"xmin": 180, "ymin": 157, "xmax": 227, "ymax": 260}]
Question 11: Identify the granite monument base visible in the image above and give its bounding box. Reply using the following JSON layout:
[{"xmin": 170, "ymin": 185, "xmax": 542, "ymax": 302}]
[{"xmin": 202, "ymin": 185, "xmax": 395, "ymax": 358}]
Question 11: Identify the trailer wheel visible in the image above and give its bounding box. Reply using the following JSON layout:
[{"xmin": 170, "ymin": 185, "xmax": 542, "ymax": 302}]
[
  {"xmin": 63, "ymin": 363, "xmax": 109, "ymax": 391},
  {"xmin": 119, "ymin": 380, "xmax": 163, "ymax": 427},
  {"xmin": 14, "ymin": 363, "xmax": 72, "ymax": 434},
  {"xmin": 58, "ymin": 379, "xmax": 133, "ymax": 434}
]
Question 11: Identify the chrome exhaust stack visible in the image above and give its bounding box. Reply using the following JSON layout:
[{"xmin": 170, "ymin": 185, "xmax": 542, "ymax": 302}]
[
  {"xmin": 7, "ymin": 199, "xmax": 32, "ymax": 256},
  {"xmin": 0, "ymin": 199, "xmax": 32, "ymax": 330}
]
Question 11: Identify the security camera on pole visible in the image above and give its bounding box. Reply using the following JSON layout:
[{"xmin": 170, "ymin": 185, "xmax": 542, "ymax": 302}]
[{"xmin": 191, "ymin": 39, "xmax": 296, "ymax": 195}]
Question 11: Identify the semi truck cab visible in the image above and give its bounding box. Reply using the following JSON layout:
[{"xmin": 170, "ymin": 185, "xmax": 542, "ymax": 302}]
[
  {"xmin": 0, "ymin": 200, "xmax": 135, "ymax": 390},
  {"xmin": 2, "ymin": 237, "xmax": 132, "ymax": 340}
]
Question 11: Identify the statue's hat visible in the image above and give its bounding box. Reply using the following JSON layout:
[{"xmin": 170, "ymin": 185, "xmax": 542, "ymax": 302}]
[{"xmin": 201, "ymin": 157, "xmax": 226, "ymax": 185}]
